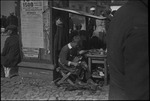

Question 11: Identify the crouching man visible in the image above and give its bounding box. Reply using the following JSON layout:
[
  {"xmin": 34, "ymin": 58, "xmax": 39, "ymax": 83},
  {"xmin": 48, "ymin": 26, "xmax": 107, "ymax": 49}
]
[{"xmin": 58, "ymin": 33, "xmax": 97, "ymax": 86}]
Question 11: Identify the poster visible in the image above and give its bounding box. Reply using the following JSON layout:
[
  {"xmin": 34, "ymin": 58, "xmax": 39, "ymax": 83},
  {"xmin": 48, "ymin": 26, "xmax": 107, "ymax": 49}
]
[{"xmin": 21, "ymin": 0, "xmax": 44, "ymax": 48}]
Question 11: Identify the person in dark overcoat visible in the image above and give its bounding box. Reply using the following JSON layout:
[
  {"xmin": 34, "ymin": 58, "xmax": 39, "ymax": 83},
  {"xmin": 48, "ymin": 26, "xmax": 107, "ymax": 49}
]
[
  {"xmin": 53, "ymin": 16, "xmax": 69, "ymax": 81},
  {"xmin": 87, "ymin": 7, "xmax": 96, "ymax": 39},
  {"xmin": 1, "ymin": 25, "xmax": 21, "ymax": 77},
  {"xmin": 54, "ymin": 18, "xmax": 64, "ymax": 67},
  {"xmin": 107, "ymin": 0, "xmax": 149, "ymax": 100}
]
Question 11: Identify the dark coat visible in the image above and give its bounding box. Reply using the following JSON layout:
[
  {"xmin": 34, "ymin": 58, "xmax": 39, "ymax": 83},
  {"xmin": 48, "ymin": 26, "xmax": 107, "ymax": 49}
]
[
  {"xmin": 107, "ymin": 0, "xmax": 148, "ymax": 100},
  {"xmin": 59, "ymin": 44, "xmax": 79, "ymax": 66},
  {"xmin": 1, "ymin": 34, "xmax": 21, "ymax": 67},
  {"xmin": 87, "ymin": 18, "xmax": 96, "ymax": 38},
  {"xmin": 54, "ymin": 24, "xmax": 65, "ymax": 66}
]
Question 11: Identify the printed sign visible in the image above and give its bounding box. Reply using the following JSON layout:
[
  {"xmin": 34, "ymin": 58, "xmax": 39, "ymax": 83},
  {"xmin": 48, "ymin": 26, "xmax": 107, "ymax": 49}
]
[
  {"xmin": 21, "ymin": 0, "xmax": 44, "ymax": 48},
  {"xmin": 23, "ymin": 47, "xmax": 39, "ymax": 58}
]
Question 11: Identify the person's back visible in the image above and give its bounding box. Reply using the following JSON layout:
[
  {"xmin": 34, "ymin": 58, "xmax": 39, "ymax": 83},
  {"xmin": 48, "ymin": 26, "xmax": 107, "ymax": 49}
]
[
  {"xmin": 2, "ymin": 34, "xmax": 21, "ymax": 66},
  {"xmin": 1, "ymin": 25, "xmax": 21, "ymax": 77},
  {"xmin": 107, "ymin": 0, "xmax": 148, "ymax": 100}
]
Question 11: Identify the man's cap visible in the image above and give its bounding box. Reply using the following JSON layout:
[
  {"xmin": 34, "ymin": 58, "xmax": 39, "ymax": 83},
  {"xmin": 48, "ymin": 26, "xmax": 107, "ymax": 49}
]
[
  {"xmin": 90, "ymin": 7, "xmax": 96, "ymax": 11},
  {"xmin": 5, "ymin": 25, "xmax": 17, "ymax": 32}
]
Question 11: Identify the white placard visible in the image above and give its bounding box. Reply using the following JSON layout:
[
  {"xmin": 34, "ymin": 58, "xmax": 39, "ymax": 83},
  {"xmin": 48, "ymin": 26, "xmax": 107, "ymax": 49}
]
[
  {"xmin": 21, "ymin": 0, "xmax": 44, "ymax": 48},
  {"xmin": 23, "ymin": 47, "xmax": 39, "ymax": 58}
]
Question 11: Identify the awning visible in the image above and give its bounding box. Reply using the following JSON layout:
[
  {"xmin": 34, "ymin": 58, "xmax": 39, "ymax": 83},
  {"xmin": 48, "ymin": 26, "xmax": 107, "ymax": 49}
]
[{"xmin": 52, "ymin": 7, "xmax": 106, "ymax": 20}]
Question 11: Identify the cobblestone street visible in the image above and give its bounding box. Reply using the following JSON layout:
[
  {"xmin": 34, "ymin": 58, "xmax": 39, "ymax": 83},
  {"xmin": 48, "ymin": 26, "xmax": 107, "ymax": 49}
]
[{"xmin": 1, "ymin": 76, "xmax": 109, "ymax": 100}]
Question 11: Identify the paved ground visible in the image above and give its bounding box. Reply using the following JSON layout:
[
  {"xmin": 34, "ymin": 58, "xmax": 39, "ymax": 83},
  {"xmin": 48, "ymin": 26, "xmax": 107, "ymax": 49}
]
[{"xmin": 1, "ymin": 76, "xmax": 109, "ymax": 100}]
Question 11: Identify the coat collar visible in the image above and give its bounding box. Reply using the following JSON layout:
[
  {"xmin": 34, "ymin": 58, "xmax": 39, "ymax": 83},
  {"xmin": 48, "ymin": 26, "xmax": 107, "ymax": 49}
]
[{"xmin": 68, "ymin": 43, "xmax": 72, "ymax": 49}]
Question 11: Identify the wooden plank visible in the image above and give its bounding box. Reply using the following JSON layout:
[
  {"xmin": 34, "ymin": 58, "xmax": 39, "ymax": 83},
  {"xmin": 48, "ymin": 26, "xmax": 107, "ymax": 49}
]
[
  {"xmin": 52, "ymin": 7, "xmax": 107, "ymax": 20},
  {"xmin": 18, "ymin": 62, "xmax": 54, "ymax": 70},
  {"xmin": 86, "ymin": 54, "xmax": 107, "ymax": 58}
]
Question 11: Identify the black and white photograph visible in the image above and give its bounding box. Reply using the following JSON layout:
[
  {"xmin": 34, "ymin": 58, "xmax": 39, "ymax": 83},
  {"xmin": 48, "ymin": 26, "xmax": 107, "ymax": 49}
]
[{"xmin": 1, "ymin": 0, "xmax": 149, "ymax": 100}]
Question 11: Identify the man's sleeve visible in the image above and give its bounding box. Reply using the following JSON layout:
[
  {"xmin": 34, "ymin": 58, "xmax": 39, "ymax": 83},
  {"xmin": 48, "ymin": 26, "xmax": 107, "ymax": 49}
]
[{"xmin": 123, "ymin": 25, "xmax": 149, "ymax": 100}]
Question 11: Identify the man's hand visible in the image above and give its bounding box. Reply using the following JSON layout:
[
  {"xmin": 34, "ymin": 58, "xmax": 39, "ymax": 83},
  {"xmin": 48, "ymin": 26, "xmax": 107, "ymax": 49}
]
[
  {"xmin": 71, "ymin": 62, "xmax": 79, "ymax": 67},
  {"xmin": 69, "ymin": 68, "xmax": 76, "ymax": 73},
  {"xmin": 79, "ymin": 50, "xmax": 86, "ymax": 54}
]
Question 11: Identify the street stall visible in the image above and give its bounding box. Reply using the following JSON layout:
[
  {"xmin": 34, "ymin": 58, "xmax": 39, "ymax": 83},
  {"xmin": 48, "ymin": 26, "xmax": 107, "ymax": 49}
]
[
  {"xmin": 51, "ymin": 6, "xmax": 108, "ymax": 86},
  {"xmin": 16, "ymin": 0, "xmax": 108, "ymax": 83}
]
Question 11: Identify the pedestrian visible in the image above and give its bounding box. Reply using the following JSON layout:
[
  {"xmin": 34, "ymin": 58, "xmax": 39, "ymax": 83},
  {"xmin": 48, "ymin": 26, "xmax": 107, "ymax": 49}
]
[
  {"xmin": 102, "ymin": 9, "xmax": 112, "ymax": 31},
  {"xmin": 1, "ymin": 25, "xmax": 22, "ymax": 78},
  {"xmin": 1, "ymin": 27, "xmax": 8, "ymax": 78},
  {"xmin": 87, "ymin": 6, "xmax": 96, "ymax": 38},
  {"xmin": 69, "ymin": 16, "xmax": 74, "ymax": 35},
  {"xmin": 107, "ymin": 0, "xmax": 149, "ymax": 100},
  {"xmin": 90, "ymin": 15, "xmax": 106, "ymax": 49}
]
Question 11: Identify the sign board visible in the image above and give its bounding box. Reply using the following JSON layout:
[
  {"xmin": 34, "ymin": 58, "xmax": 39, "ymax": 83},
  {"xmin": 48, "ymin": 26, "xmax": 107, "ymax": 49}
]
[
  {"xmin": 23, "ymin": 47, "xmax": 39, "ymax": 58},
  {"xmin": 21, "ymin": 0, "xmax": 44, "ymax": 48}
]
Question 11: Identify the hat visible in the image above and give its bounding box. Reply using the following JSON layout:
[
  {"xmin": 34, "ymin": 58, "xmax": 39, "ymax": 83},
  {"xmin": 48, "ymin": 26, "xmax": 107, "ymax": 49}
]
[
  {"xmin": 5, "ymin": 25, "xmax": 17, "ymax": 32},
  {"xmin": 90, "ymin": 7, "xmax": 95, "ymax": 11}
]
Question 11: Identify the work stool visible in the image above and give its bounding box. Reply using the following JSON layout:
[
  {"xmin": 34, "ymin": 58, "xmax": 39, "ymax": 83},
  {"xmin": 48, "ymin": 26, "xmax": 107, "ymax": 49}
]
[
  {"xmin": 55, "ymin": 66, "xmax": 77, "ymax": 87},
  {"xmin": 55, "ymin": 63, "xmax": 77, "ymax": 86}
]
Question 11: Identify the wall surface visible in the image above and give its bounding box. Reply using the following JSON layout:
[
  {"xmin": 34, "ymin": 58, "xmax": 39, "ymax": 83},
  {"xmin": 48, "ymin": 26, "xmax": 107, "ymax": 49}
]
[{"xmin": 1, "ymin": 0, "xmax": 15, "ymax": 16}]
